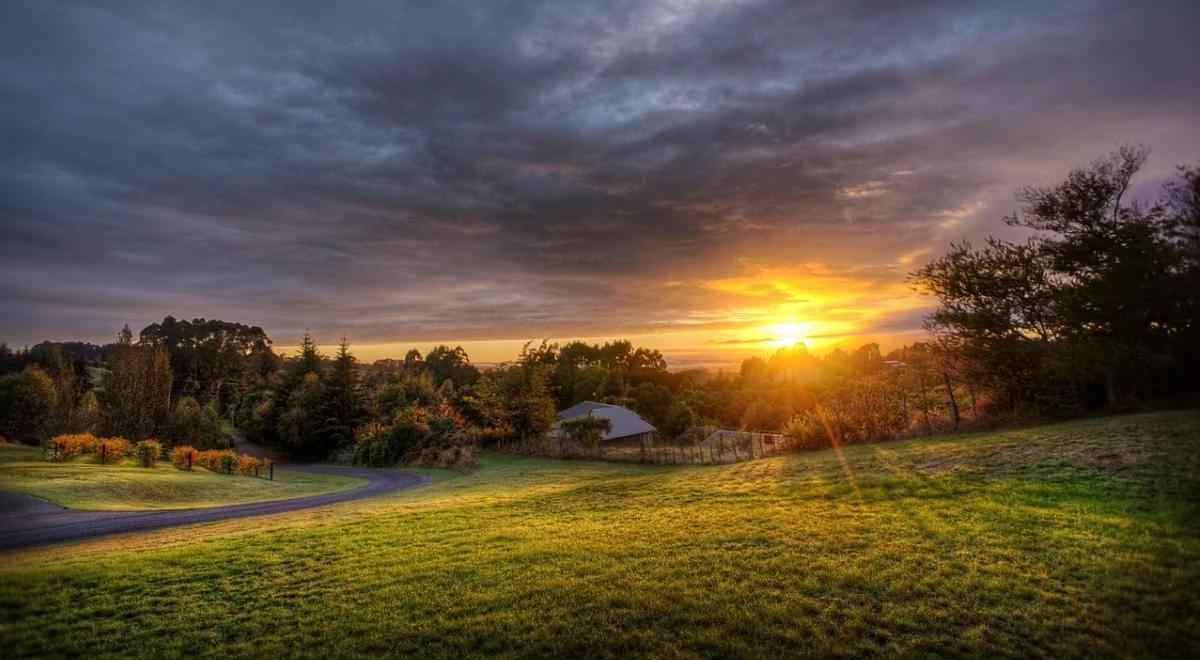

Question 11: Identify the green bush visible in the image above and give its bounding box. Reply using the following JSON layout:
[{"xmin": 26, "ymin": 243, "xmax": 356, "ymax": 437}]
[
  {"xmin": 352, "ymin": 405, "xmax": 428, "ymax": 467},
  {"xmin": 134, "ymin": 439, "xmax": 162, "ymax": 467},
  {"xmin": 782, "ymin": 410, "xmax": 833, "ymax": 450},
  {"xmin": 0, "ymin": 366, "xmax": 58, "ymax": 443},
  {"xmin": 167, "ymin": 397, "xmax": 228, "ymax": 449}
]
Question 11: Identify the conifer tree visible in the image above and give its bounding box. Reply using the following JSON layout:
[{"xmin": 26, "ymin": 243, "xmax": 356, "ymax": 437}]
[
  {"xmin": 260, "ymin": 332, "xmax": 324, "ymax": 448},
  {"xmin": 315, "ymin": 337, "xmax": 368, "ymax": 455}
]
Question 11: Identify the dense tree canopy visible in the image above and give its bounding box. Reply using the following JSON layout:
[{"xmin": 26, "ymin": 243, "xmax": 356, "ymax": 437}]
[
  {"xmin": 0, "ymin": 365, "xmax": 58, "ymax": 442},
  {"xmin": 139, "ymin": 316, "xmax": 277, "ymax": 410},
  {"xmin": 913, "ymin": 147, "xmax": 1199, "ymax": 412}
]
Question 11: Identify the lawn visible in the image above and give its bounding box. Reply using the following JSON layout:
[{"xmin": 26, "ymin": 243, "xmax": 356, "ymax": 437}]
[
  {"xmin": 1, "ymin": 411, "xmax": 1197, "ymax": 656},
  {"xmin": 0, "ymin": 445, "xmax": 365, "ymax": 510}
]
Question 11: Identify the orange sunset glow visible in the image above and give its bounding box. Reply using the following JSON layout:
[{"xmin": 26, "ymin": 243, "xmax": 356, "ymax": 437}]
[
  {"xmin": 2, "ymin": 2, "xmax": 1198, "ymax": 658},
  {"xmin": 1, "ymin": 1, "xmax": 1197, "ymax": 370}
]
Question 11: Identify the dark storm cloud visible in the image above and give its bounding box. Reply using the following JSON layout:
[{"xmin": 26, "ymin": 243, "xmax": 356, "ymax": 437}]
[{"xmin": 2, "ymin": 0, "xmax": 1198, "ymax": 351}]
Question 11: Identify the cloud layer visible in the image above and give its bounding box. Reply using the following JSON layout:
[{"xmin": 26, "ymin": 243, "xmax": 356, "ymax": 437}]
[{"xmin": 2, "ymin": 0, "xmax": 1198, "ymax": 363}]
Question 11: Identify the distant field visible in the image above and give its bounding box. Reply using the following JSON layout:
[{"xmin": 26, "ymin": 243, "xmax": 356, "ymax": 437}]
[
  {"xmin": 0, "ymin": 446, "xmax": 365, "ymax": 510},
  {"xmin": 1, "ymin": 412, "xmax": 1198, "ymax": 656}
]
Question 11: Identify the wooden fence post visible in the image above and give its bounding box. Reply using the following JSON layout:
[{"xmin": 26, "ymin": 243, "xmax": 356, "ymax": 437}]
[
  {"xmin": 943, "ymin": 371, "xmax": 961, "ymax": 431},
  {"xmin": 269, "ymin": 461, "xmax": 274, "ymax": 481},
  {"xmin": 100, "ymin": 443, "xmax": 107, "ymax": 464},
  {"xmin": 756, "ymin": 434, "xmax": 765, "ymax": 458}
]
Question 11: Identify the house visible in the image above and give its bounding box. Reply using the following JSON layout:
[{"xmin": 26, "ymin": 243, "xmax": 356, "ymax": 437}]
[{"xmin": 554, "ymin": 401, "xmax": 656, "ymax": 446}]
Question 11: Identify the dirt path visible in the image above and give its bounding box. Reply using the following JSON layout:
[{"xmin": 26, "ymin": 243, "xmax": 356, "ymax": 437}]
[{"xmin": 0, "ymin": 465, "xmax": 432, "ymax": 552}]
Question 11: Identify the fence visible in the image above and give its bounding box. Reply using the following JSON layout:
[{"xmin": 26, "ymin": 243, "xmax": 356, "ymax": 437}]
[{"xmin": 489, "ymin": 430, "xmax": 792, "ymax": 466}]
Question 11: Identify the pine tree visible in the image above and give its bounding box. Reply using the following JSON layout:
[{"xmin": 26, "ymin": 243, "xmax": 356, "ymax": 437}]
[
  {"xmin": 314, "ymin": 337, "xmax": 368, "ymax": 456},
  {"xmin": 260, "ymin": 332, "xmax": 324, "ymax": 449}
]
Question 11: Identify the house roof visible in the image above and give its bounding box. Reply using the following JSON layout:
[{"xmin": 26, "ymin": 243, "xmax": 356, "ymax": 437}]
[
  {"xmin": 557, "ymin": 400, "xmax": 612, "ymax": 421},
  {"xmin": 556, "ymin": 401, "xmax": 657, "ymax": 441}
]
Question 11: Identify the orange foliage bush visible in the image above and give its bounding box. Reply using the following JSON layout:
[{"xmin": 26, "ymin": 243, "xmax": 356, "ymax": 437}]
[
  {"xmin": 134, "ymin": 439, "xmax": 163, "ymax": 467},
  {"xmin": 94, "ymin": 437, "xmax": 133, "ymax": 464},
  {"xmin": 195, "ymin": 449, "xmax": 238, "ymax": 473},
  {"xmin": 236, "ymin": 454, "xmax": 264, "ymax": 475},
  {"xmin": 48, "ymin": 433, "xmax": 98, "ymax": 460},
  {"xmin": 169, "ymin": 445, "xmax": 198, "ymax": 470},
  {"xmin": 175, "ymin": 449, "xmax": 264, "ymax": 476}
]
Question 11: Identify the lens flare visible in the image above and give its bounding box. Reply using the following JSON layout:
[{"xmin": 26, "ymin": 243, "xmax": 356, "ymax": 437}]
[{"xmin": 768, "ymin": 322, "xmax": 812, "ymax": 347}]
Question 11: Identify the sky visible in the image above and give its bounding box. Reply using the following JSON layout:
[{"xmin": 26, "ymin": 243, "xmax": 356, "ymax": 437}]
[{"xmin": 2, "ymin": 0, "xmax": 1199, "ymax": 368}]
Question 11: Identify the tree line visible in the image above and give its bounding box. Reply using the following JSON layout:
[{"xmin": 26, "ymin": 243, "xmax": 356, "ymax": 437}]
[{"xmin": 2, "ymin": 147, "xmax": 1195, "ymax": 462}]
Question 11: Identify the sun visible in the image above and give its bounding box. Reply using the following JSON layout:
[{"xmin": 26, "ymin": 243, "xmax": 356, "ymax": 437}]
[{"xmin": 767, "ymin": 322, "xmax": 812, "ymax": 348}]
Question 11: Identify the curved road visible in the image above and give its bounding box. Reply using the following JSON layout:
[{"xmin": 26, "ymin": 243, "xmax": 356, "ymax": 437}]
[{"xmin": 0, "ymin": 465, "xmax": 431, "ymax": 552}]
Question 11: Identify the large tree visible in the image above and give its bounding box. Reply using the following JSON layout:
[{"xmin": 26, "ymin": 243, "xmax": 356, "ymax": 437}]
[
  {"xmin": 314, "ymin": 338, "xmax": 369, "ymax": 455},
  {"xmin": 102, "ymin": 326, "xmax": 172, "ymax": 439},
  {"xmin": 139, "ymin": 316, "xmax": 276, "ymax": 411},
  {"xmin": 423, "ymin": 345, "xmax": 480, "ymax": 390},
  {"xmin": 255, "ymin": 332, "xmax": 324, "ymax": 450},
  {"xmin": 913, "ymin": 147, "xmax": 1198, "ymax": 411},
  {"xmin": 0, "ymin": 365, "xmax": 58, "ymax": 443}
]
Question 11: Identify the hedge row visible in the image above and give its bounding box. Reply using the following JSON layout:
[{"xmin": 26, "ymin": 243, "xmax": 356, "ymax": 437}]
[
  {"xmin": 47, "ymin": 435, "xmax": 268, "ymax": 476},
  {"xmin": 47, "ymin": 433, "xmax": 134, "ymax": 464}
]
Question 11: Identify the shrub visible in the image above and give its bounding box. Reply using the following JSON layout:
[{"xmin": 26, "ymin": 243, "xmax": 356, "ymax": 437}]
[
  {"xmin": 0, "ymin": 365, "xmax": 58, "ymax": 443},
  {"xmin": 407, "ymin": 429, "xmax": 476, "ymax": 471},
  {"xmin": 352, "ymin": 406, "xmax": 428, "ymax": 467},
  {"xmin": 94, "ymin": 437, "xmax": 133, "ymax": 464},
  {"xmin": 194, "ymin": 449, "xmax": 238, "ymax": 474},
  {"xmin": 166, "ymin": 396, "xmax": 228, "ymax": 449},
  {"xmin": 236, "ymin": 454, "xmax": 264, "ymax": 475},
  {"xmin": 782, "ymin": 410, "xmax": 834, "ymax": 451},
  {"xmin": 169, "ymin": 445, "xmax": 198, "ymax": 470},
  {"xmin": 47, "ymin": 433, "xmax": 97, "ymax": 460},
  {"xmin": 134, "ymin": 439, "xmax": 162, "ymax": 467}
]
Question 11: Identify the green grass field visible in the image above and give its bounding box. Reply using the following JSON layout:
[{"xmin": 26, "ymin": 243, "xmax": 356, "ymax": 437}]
[
  {"xmin": 0, "ymin": 446, "xmax": 365, "ymax": 510},
  {"xmin": 1, "ymin": 412, "xmax": 1198, "ymax": 656}
]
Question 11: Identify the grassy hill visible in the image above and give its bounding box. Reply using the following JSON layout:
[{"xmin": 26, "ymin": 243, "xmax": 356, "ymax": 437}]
[
  {"xmin": 0, "ymin": 446, "xmax": 365, "ymax": 510},
  {"xmin": 1, "ymin": 411, "xmax": 1197, "ymax": 656}
]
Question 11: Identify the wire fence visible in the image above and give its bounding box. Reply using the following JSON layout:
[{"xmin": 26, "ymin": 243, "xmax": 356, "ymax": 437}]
[{"xmin": 488, "ymin": 431, "xmax": 790, "ymax": 465}]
